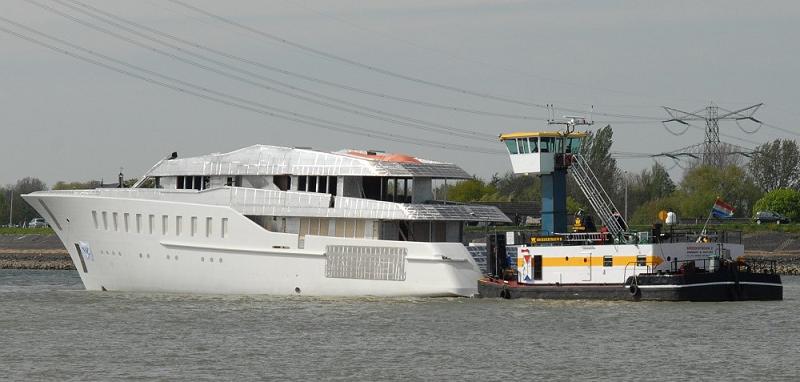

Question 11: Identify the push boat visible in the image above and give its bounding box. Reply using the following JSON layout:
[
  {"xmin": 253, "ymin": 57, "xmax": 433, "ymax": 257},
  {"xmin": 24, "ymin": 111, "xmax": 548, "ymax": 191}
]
[
  {"xmin": 476, "ymin": 229, "xmax": 783, "ymax": 301},
  {"xmin": 477, "ymin": 123, "xmax": 782, "ymax": 301}
]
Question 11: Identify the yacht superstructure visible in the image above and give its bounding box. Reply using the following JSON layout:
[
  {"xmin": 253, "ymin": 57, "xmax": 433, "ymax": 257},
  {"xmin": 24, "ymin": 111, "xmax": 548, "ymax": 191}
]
[{"xmin": 24, "ymin": 145, "xmax": 509, "ymax": 296}]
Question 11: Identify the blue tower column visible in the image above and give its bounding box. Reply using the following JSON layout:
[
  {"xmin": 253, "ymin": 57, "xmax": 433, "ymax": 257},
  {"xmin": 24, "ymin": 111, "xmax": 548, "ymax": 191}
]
[{"xmin": 540, "ymin": 168, "xmax": 567, "ymax": 234}]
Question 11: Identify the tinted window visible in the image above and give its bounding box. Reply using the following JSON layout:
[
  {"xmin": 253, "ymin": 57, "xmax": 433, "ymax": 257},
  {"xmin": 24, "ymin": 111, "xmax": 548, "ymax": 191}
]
[
  {"xmin": 540, "ymin": 137, "xmax": 555, "ymax": 153},
  {"xmin": 517, "ymin": 138, "xmax": 530, "ymax": 154},
  {"xmin": 505, "ymin": 140, "xmax": 518, "ymax": 154}
]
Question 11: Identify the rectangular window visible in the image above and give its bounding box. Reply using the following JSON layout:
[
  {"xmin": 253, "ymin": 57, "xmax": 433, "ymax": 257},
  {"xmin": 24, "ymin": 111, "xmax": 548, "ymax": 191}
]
[
  {"xmin": 329, "ymin": 177, "xmax": 338, "ymax": 196},
  {"xmin": 176, "ymin": 216, "xmax": 182, "ymax": 236},
  {"xmin": 206, "ymin": 217, "xmax": 212, "ymax": 237},
  {"xmin": 148, "ymin": 214, "xmax": 155, "ymax": 234},
  {"xmin": 123, "ymin": 213, "xmax": 130, "ymax": 233},
  {"xmin": 355, "ymin": 220, "xmax": 365, "ymax": 238},
  {"xmin": 530, "ymin": 138, "xmax": 539, "ymax": 153},
  {"xmin": 308, "ymin": 176, "xmax": 317, "ymax": 192},
  {"xmin": 308, "ymin": 218, "xmax": 320, "ymax": 235},
  {"xmin": 517, "ymin": 138, "xmax": 530, "ymax": 154},
  {"xmin": 344, "ymin": 219, "xmax": 355, "ymax": 238},
  {"xmin": 92, "ymin": 211, "xmax": 98, "ymax": 229},
  {"xmin": 274, "ymin": 175, "xmax": 291, "ymax": 191},
  {"xmin": 102, "ymin": 211, "xmax": 108, "ymax": 230},
  {"xmin": 112, "ymin": 212, "xmax": 119, "ymax": 232},
  {"xmin": 540, "ymin": 137, "xmax": 554, "ymax": 153},
  {"xmin": 162, "ymin": 215, "xmax": 168, "ymax": 235},
  {"xmin": 505, "ymin": 139, "xmax": 519, "ymax": 154},
  {"xmin": 319, "ymin": 176, "xmax": 328, "ymax": 193},
  {"xmin": 603, "ymin": 255, "xmax": 613, "ymax": 267},
  {"xmin": 136, "ymin": 214, "xmax": 142, "ymax": 234},
  {"xmin": 226, "ymin": 176, "xmax": 234, "ymax": 186},
  {"xmin": 637, "ymin": 255, "xmax": 647, "ymax": 267},
  {"xmin": 299, "ymin": 218, "xmax": 309, "ymax": 238},
  {"xmin": 298, "ymin": 176, "xmax": 307, "ymax": 192},
  {"xmin": 318, "ymin": 218, "xmax": 329, "ymax": 236},
  {"xmin": 335, "ymin": 219, "xmax": 345, "ymax": 237},
  {"xmin": 221, "ymin": 218, "xmax": 229, "ymax": 238},
  {"xmin": 191, "ymin": 216, "xmax": 197, "ymax": 236}
]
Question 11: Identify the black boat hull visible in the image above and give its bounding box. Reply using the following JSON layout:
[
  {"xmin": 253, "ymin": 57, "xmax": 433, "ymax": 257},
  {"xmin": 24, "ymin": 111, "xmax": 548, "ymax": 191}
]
[{"xmin": 478, "ymin": 271, "xmax": 782, "ymax": 301}]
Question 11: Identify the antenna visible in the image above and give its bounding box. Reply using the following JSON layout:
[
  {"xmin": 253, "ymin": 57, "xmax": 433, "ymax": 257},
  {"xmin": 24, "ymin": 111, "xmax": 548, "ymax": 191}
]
[
  {"xmin": 547, "ymin": 104, "xmax": 594, "ymax": 134},
  {"xmin": 662, "ymin": 102, "xmax": 762, "ymax": 166}
]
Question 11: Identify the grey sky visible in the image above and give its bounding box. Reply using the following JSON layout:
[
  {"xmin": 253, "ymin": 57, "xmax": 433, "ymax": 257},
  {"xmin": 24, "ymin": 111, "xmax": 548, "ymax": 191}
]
[{"xmin": 1, "ymin": 0, "xmax": 798, "ymax": 187}]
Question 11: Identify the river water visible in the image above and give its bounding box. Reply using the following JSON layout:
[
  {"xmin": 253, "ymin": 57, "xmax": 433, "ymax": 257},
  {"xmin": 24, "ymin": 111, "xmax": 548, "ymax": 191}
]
[{"xmin": 1, "ymin": 270, "xmax": 798, "ymax": 381}]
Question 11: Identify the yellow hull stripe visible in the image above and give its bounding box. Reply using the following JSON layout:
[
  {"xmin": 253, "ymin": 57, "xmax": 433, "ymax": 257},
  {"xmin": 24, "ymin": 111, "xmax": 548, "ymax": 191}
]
[{"xmin": 517, "ymin": 255, "xmax": 661, "ymax": 268}]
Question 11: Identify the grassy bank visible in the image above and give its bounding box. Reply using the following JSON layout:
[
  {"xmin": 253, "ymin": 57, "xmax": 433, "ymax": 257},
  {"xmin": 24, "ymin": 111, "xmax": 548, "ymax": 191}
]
[
  {"xmin": 0, "ymin": 227, "xmax": 56, "ymax": 235},
  {"xmin": 466, "ymin": 223, "xmax": 800, "ymax": 234}
]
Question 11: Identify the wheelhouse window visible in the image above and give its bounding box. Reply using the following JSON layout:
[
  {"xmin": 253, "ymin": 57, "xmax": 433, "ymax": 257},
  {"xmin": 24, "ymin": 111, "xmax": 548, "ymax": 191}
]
[
  {"xmin": 517, "ymin": 138, "xmax": 530, "ymax": 154},
  {"xmin": 567, "ymin": 138, "xmax": 582, "ymax": 154},
  {"xmin": 540, "ymin": 137, "xmax": 555, "ymax": 153},
  {"xmin": 505, "ymin": 139, "xmax": 518, "ymax": 154}
]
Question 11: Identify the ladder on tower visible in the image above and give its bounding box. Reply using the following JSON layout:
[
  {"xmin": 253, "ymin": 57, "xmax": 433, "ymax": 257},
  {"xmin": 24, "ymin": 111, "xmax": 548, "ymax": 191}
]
[{"xmin": 569, "ymin": 154, "xmax": 627, "ymax": 238}]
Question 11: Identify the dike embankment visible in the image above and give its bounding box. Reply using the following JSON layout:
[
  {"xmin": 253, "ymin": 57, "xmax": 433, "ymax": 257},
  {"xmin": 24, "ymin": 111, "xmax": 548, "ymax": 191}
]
[
  {"xmin": 1, "ymin": 233, "xmax": 800, "ymax": 274},
  {"xmin": 0, "ymin": 235, "xmax": 74, "ymax": 270}
]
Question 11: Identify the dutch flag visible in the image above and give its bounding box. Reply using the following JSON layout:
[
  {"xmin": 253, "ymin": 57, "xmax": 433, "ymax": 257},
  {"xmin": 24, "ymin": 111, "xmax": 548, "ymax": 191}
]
[{"xmin": 712, "ymin": 197, "xmax": 735, "ymax": 218}]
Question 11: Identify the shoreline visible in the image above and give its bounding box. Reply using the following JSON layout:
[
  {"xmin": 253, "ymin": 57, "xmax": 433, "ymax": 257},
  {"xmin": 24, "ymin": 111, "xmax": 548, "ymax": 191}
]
[{"xmin": 1, "ymin": 250, "xmax": 799, "ymax": 275}]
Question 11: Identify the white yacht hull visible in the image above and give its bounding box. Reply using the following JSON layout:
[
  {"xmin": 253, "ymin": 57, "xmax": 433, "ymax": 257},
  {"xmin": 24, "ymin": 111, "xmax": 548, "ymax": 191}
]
[{"xmin": 24, "ymin": 193, "xmax": 482, "ymax": 297}]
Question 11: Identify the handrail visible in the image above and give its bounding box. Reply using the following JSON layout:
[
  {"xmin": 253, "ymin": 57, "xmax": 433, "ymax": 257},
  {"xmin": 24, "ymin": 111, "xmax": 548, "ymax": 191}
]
[{"xmin": 622, "ymin": 261, "xmax": 652, "ymax": 284}]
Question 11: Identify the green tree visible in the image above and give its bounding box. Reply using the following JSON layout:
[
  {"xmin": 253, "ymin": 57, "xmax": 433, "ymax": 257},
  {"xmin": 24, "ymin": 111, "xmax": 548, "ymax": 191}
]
[
  {"xmin": 630, "ymin": 195, "xmax": 682, "ymax": 225},
  {"xmin": 0, "ymin": 186, "xmax": 8, "ymax": 226},
  {"xmin": 748, "ymin": 139, "xmax": 800, "ymax": 191},
  {"xmin": 12, "ymin": 177, "xmax": 48, "ymax": 225},
  {"xmin": 753, "ymin": 188, "xmax": 800, "ymax": 221},
  {"xmin": 569, "ymin": 124, "xmax": 623, "ymax": 211},
  {"xmin": 446, "ymin": 178, "xmax": 496, "ymax": 202},
  {"xmin": 625, "ymin": 162, "xmax": 676, "ymax": 219},
  {"xmin": 53, "ymin": 180, "xmax": 102, "ymax": 190},
  {"xmin": 485, "ymin": 172, "xmax": 539, "ymax": 201},
  {"xmin": 673, "ymin": 165, "xmax": 762, "ymax": 220}
]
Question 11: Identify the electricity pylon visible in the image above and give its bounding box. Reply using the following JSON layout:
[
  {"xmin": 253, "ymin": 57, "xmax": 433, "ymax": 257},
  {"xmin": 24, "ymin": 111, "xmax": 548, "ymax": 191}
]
[{"xmin": 662, "ymin": 103, "xmax": 762, "ymax": 166}]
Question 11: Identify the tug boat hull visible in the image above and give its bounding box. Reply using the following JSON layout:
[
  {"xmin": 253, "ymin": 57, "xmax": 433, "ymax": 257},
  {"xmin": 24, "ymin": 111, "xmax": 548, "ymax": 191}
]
[
  {"xmin": 627, "ymin": 271, "xmax": 782, "ymax": 301},
  {"xmin": 478, "ymin": 270, "xmax": 783, "ymax": 301}
]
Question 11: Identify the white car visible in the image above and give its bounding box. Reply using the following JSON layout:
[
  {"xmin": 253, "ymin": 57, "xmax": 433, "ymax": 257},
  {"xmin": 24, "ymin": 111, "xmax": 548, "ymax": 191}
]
[{"xmin": 28, "ymin": 218, "xmax": 48, "ymax": 228}]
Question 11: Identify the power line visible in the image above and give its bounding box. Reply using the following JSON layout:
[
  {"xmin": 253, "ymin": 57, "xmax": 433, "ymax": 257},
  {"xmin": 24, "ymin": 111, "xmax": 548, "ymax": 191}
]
[
  {"xmin": 0, "ymin": 19, "xmax": 504, "ymax": 155},
  {"xmin": 61, "ymin": 0, "xmax": 555, "ymax": 124},
  {"xmin": 165, "ymin": 0, "xmax": 665, "ymax": 121},
  {"xmin": 54, "ymin": 0, "xmax": 672, "ymax": 136},
  {"xmin": 34, "ymin": 0, "xmax": 497, "ymax": 142}
]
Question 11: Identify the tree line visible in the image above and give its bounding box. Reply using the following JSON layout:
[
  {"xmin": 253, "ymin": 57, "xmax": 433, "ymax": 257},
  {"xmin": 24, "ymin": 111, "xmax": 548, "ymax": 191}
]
[
  {"xmin": 446, "ymin": 125, "xmax": 800, "ymax": 225},
  {"xmin": 3, "ymin": 133, "xmax": 799, "ymax": 227},
  {"xmin": 0, "ymin": 178, "xmax": 139, "ymax": 226}
]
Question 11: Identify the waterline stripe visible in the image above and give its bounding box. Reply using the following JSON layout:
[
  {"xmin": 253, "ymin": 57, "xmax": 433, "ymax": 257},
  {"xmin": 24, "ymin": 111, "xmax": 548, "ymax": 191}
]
[{"xmin": 634, "ymin": 281, "xmax": 782, "ymax": 289}]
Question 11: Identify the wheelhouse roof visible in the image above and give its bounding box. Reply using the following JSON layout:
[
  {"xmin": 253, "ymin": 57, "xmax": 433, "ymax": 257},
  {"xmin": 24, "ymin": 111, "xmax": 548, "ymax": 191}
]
[
  {"xmin": 499, "ymin": 131, "xmax": 589, "ymax": 140},
  {"xmin": 148, "ymin": 145, "xmax": 471, "ymax": 178}
]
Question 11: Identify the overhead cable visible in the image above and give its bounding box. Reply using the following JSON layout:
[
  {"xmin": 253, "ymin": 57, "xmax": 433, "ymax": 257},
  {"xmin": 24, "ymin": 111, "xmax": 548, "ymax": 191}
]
[
  {"xmin": 33, "ymin": 0, "xmax": 496, "ymax": 141},
  {"xmin": 0, "ymin": 20, "xmax": 504, "ymax": 155}
]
